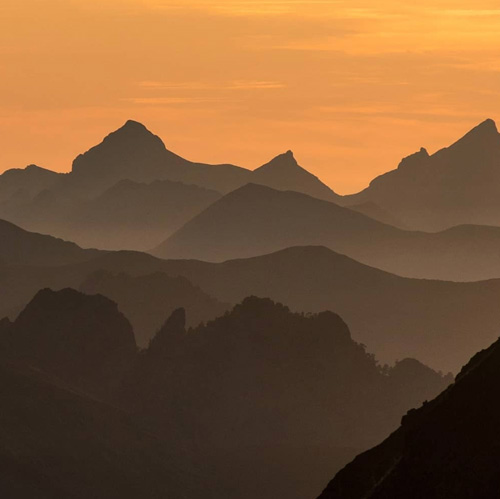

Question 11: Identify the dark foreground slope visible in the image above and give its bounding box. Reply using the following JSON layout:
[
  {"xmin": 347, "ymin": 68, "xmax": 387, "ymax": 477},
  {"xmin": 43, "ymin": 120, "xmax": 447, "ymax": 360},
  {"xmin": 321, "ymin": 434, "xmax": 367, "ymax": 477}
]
[
  {"xmin": 154, "ymin": 183, "xmax": 500, "ymax": 282},
  {"xmin": 318, "ymin": 335, "xmax": 500, "ymax": 499}
]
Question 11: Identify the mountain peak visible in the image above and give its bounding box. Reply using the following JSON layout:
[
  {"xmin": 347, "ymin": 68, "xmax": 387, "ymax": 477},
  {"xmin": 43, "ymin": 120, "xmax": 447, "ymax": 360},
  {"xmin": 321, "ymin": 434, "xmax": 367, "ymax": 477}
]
[
  {"xmin": 255, "ymin": 150, "xmax": 299, "ymax": 172},
  {"xmin": 448, "ymin": 118, "xmax": 500, "ymax": 151}
]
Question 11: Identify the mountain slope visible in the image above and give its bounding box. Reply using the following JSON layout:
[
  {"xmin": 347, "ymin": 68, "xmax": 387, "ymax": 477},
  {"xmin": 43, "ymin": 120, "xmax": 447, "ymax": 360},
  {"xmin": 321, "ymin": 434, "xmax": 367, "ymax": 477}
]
[
  {"xmin": 251, "ymin": 150, "xmax": 339, "ymax": 202},
  {"xmin": 343, "ymin": 119, "xmax": 500, "ymax": 230},
  {"xmin": 318, "ymin": 334, "xmax": 500, "ymax": 499},
  {"xmin": 153, "ymin": 183, "xmax": 500, "ymax": 281},
  {"xmin": 0, "ymin": 218, "xmax": 101, "ymax": 266}
]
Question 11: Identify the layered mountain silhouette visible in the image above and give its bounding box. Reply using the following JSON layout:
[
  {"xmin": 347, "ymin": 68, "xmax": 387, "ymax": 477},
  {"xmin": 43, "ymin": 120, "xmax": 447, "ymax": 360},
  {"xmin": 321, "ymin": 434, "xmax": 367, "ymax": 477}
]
[
  {"xmin": 153, "ymin": 183, "xmax": 500, "ymax": 281},
  {"xmin": 344, "ymin": 119, "xmax": 500, "ymax": 230},
  {"xmin": 6, "ymin": 221, "xmax": 500, "ymax": 370},
  {"xmin": 318, "ymin": 334, "xmax": 500, "ymax": 498},
  {"xmin": 80, "ymin": 270, "xmax": 228, "ymax": 347},
  {"xmin": 0, "ymin": 120, "xmax": 339, "ymax": 250}
]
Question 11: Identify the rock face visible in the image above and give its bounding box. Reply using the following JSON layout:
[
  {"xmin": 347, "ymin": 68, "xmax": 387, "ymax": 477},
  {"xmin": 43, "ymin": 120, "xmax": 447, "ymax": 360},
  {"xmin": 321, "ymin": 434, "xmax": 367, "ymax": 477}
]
[
  {"xmin": 317, "ymin": 335, "xmax": 500, "ymax": 499},
  {"xmin": 344, "ymin": 119, "xmax": 500, "ymax": 230},
  {"xmin": 2, "ymin": 288, "xmax": 137, "ymax": 396}
]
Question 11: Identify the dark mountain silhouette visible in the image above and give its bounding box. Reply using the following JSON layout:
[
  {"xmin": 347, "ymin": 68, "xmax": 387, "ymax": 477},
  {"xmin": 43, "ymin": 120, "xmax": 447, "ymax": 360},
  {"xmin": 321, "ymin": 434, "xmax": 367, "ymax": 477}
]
[
  {"xmin": 0, "ymin": 291, "xmax": 449, "ymax": 499},
  {"xmin": 343, "ymin": 119, "xmax": 500, "ymax": 230},
  {"xmin": 153, "ymin": 183, "xmax": 500, "ymax": 281},
  {"xmin": 318, "ymin": 334, "xmax": 500, "ymax": 499},
  {"xmin": 2, "ymin": 288, "xmax": 136, "ymax": 396},
  {"xmin": 118, "ymin": 297, "xmax": 450, "ymax": 499},
  {"xmin": 0, "ymin": 218, "xmax": 101, "ymax": 266},
  {"xmin": 80, "ymin": 270, "xmax": 228, "ymax": 347}
]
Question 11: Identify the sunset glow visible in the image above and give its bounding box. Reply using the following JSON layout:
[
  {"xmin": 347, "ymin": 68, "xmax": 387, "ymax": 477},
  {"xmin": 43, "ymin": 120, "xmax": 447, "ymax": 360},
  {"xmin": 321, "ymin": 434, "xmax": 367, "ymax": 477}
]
[{"xmin": 2, "ymin": 0, "xmax": 500, "ymax": 192}]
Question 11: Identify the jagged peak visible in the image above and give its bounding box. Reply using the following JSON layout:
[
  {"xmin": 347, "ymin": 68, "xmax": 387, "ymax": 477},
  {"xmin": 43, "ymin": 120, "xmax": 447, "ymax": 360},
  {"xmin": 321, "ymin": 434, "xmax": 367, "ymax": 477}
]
[
  {"xmin": 397, "ymin": 147, "xmax": 430, "ymax": 170},
  {"xmin": 255, "ymin": 150, "xmax": 299, "ymax": 172}
]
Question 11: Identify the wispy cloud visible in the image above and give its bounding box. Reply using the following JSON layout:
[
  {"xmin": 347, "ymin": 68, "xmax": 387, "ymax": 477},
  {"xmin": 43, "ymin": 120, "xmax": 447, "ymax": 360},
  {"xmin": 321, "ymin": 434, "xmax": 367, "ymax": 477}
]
[{"xmin": 137, "ymin": 80, "xmax": 285, "ymax": 90}]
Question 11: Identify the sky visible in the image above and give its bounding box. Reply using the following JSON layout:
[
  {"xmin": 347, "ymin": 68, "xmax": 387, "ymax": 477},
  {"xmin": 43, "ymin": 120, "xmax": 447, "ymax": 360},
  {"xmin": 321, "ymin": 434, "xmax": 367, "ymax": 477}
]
[{"xmin": 1, "ymin": 0, "xmax": 500, "ymax": 193}]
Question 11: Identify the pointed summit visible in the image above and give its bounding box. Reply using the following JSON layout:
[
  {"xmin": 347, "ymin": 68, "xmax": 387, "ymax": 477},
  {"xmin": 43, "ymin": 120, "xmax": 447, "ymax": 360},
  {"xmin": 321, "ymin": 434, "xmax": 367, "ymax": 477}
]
[
  {"xmin": 254, "ymin": 150, "xmax": 299, "ymax": 173},
  {"xmin": 251, "ymin": 150, "xmax": 339, "ymax": 202},
  {"xmin": 71, "ymin": 120, "xmax": 187, "ymax": 185},
  {"xmin": 447, "ymin": 118, "xmax": 500, "ymax": 152}
]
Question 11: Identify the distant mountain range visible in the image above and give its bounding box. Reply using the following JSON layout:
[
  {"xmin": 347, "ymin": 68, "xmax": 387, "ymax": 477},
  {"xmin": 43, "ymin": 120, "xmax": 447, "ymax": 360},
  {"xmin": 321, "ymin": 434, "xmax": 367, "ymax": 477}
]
[
  {"xmin": 0, "ymin": 120, "xmax": 338, "ymax": 250},
  {"xmin": 343, "ymin": 119, "xmax": 500, "ymax": 230},
  {"xmin": 0, "ymin": 289, "xmax": 449, "ymax": 499},
  {"xmin": 153, "ymin": 182, "xmax": 500, "ymax": 281},
  {"xmin": 5, "ymin": 221, "xmax": 500, "ymax": 371},
  {"xmin": 318, "ymin": 332, "xmax": 500, "ymax": 499}
]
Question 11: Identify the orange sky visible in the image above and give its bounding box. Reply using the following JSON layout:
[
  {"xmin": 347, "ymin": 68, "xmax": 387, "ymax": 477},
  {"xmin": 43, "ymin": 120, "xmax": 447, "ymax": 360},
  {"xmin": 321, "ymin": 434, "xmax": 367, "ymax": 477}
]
[{"xmin": 2, "ymin": 0, "xmax": 500, "ymax": 193}]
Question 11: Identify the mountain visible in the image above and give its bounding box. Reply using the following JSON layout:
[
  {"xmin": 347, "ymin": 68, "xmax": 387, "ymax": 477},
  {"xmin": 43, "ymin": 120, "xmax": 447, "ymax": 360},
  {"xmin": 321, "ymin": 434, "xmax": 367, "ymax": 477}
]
[
  {"xmin": 2, "ymin": 288, "xmax": 136, "ymax": 396},
  {"xmin": 153, "ymin": 183, "xmax": 500, "ymax": 281},
  {"xmin": 0, "ymin": 121, "xmax": 339, "ymax": 250},
  {"xmin": 0, "ymin": 218, "xmax": 101, "ymax": 266},
  {"xmin": 7, "ymin": 233, "xmax": 500, "ymax": 370},
  {"xmin": 5, "ymin": 218, "xmax": 500, "ymax": 369},
  {"xmin": 80, "ymin": 270, "xmax": 228, "ymax": 347},
  {"xmin": 251, "ymin": 150, "xmax": 339, "ymax": 202},
  {"xmin": 317, "ymin": 334, "xmax": 500, "ymax": 499},
  {"xmin": 0, "ymin": 289, "xmax": 449, "ymax": 499},
  {"xmin": 343, "ymin": 119, "xmax": 500, "ymax": 230},
  {"xmin": 118, "ymin": 297, "xmax": 450, "ymax": 499}
]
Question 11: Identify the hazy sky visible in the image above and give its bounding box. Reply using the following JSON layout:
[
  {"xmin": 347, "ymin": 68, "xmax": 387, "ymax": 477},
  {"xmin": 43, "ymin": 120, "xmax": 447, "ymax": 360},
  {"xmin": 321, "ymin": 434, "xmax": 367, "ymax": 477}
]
[{"xmin": 1, "ymin": 0, "xmax": 500, "ymax": 193}]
